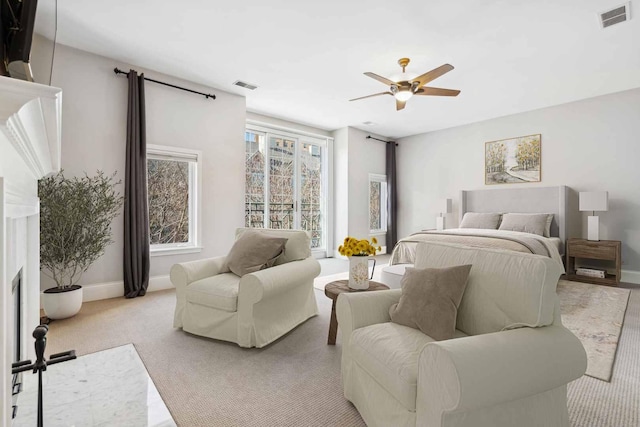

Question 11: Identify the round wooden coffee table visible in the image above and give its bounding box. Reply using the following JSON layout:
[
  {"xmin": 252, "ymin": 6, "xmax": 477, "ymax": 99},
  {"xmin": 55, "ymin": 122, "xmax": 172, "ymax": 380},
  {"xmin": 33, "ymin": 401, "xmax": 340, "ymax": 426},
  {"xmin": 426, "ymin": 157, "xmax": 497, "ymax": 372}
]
[{"xmin": 324, "ymin": 280, "xmax": 389, "ymax": 345}]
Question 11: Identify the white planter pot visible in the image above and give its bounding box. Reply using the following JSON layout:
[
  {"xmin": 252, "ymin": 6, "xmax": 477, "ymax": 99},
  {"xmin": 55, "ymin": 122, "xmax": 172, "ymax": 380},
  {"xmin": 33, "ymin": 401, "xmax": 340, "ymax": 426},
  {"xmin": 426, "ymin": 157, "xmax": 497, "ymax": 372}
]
[
  {"xmin": 42, "ymin": 285, "xmax": 83, "ymax": 319},
  {"xmin": 348, "ymin": 256, "xmax": 370, "ymax": 290}
]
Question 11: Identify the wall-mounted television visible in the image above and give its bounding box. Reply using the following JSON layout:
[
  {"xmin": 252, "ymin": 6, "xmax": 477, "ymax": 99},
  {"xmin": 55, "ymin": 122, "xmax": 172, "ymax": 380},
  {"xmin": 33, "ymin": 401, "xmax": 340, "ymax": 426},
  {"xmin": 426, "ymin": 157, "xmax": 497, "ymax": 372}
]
[{"xmin": 1, "ymin": 0, "xmax": 39, "ymax": 81}]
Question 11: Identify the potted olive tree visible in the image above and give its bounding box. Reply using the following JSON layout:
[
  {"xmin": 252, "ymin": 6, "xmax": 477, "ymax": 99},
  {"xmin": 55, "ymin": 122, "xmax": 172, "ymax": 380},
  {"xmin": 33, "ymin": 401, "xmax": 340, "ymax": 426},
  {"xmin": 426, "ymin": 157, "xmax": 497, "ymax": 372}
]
[{"xmin": 39, "ymin": 171, "xmax": 123, "ymax": 319}]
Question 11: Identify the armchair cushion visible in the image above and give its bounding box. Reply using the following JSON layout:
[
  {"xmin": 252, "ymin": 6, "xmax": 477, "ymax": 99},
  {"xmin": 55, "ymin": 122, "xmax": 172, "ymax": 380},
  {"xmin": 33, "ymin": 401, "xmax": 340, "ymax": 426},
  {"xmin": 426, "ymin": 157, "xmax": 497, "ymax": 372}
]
[
  {"xmin": 226, "ymin": 230, "xmax": 287, "ymax": 276},
  {"xmin": 389, "ymin": 265, "xmax": 471, "ymax": 341},
  {"xmin": 414, "ymin": 243, "xmax": 563, "ymax": 336},
  {"xmin": 186, "ymin": 273, "xmax": 240, "ymax": 312}
]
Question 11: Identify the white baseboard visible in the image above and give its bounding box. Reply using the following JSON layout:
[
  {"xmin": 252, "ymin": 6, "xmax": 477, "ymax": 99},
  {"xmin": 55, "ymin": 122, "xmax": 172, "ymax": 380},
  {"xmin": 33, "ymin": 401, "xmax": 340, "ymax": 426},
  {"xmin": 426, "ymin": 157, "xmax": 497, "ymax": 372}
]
[
  {"xmin": 82, "ymin": 275, "xmax": 174, "ymax": 302},
  {"xmin": 621, "ymin": 269, "xmax": 640, "ymax": 285}
]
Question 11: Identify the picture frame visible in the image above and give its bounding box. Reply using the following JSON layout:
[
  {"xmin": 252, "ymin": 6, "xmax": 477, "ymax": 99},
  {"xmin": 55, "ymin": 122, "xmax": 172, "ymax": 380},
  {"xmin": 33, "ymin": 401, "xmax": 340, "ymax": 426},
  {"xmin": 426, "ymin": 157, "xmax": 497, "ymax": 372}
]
[{"xmin": 485, "ymin": 134, "xmax": 541, "ymax": 185}]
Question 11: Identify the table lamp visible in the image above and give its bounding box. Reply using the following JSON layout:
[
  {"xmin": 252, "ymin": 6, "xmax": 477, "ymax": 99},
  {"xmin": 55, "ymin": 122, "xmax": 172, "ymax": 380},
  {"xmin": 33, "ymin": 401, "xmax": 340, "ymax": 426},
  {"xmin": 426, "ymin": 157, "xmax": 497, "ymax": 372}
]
[
  {"xmin": 436, "ymin": 198, "xmax": 452, "ymax": 231},
  {"xmin": 579, "ymin": 191, "xmax": 608, "ymax": 241}
]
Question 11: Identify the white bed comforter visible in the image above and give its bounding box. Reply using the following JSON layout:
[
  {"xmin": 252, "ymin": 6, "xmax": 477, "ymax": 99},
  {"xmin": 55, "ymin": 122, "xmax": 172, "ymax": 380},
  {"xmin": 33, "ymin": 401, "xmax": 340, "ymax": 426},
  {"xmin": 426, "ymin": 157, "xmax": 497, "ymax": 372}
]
[{"xmin": 390, "ymin": 228, "xmax": 565, "ymax": 271}]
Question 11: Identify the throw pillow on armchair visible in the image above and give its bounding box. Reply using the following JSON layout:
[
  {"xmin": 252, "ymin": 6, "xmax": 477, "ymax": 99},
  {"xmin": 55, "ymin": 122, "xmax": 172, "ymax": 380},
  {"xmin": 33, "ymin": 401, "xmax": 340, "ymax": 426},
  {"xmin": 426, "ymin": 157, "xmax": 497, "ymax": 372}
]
[
  {"xmin": 389, "ymin": 264, "xmax": 472, "ymax": 340},
  {"xmin": 226, "ymin": 230, "xmax": 288, "ymax": 276}
]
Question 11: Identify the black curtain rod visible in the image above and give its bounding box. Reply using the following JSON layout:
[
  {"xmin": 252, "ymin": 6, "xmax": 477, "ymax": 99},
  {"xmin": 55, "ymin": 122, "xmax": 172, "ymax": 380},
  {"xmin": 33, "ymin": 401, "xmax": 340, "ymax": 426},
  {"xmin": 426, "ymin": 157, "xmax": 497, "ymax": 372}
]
[
  {"xmin": 366, "ymin": 135, "xmax": 398, "ymax": 146},
  {"xmin": 113, "ymin": 68, "xmax": 216, "ymax": 100}
]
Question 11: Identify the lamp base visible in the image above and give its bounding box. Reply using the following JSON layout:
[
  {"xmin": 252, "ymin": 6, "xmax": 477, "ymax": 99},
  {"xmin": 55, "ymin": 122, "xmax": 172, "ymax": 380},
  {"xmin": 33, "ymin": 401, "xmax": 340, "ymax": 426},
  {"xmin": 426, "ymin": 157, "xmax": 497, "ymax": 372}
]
[
  {"xmin": 436, "ymin": 216, "xmax": 445, "ymax": 231},
  {"xmin": 587, "ymin": 216, "xmax": 600, "ymax": 241}
]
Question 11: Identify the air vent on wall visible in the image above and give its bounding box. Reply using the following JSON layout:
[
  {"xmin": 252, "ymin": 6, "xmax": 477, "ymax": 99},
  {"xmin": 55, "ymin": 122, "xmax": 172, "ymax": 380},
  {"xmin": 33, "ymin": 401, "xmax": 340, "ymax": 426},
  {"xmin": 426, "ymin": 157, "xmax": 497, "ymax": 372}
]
[
  {"xmin": 599, "ymin": 3, "xmax": 631, "ymax": 28},
  {"xmin": 233, "ymin": 80, "xmax": 258, "ymax": 90}
]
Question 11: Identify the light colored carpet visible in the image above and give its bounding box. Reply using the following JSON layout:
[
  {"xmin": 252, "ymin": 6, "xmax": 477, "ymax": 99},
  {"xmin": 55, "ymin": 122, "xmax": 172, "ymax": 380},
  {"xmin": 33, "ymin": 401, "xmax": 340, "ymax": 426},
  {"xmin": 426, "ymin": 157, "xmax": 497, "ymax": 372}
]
[
  {"xmin": 558, "ymin": 280, "xmax": 630, "ymax": 381},
  {"xmin": 44, "ymin": 285, "xmax": 640, "ymax": 426},
  {"xmin": 44, "ymin": 288, "xmax": 365, "ymax": 427}
]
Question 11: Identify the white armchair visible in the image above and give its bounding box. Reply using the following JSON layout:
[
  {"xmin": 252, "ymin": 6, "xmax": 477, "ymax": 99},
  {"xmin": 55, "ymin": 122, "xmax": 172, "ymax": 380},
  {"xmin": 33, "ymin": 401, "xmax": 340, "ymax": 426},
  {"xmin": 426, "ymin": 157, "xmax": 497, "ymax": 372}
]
[
  {"xmin": 337, "ymin": 242, "xmax": 587, "ymax": 427},
  {"xmin": 171, "ymin": 228, "xmax": 320, "ymax": 348}
]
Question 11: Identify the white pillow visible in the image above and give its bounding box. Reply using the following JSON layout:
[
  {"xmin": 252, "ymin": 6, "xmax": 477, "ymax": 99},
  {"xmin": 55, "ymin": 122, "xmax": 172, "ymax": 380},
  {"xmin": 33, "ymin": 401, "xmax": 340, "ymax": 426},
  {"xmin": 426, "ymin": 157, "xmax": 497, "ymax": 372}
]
[{"xmin": 459, "ymin": 212, "xmax": 502, "ymax": 229}]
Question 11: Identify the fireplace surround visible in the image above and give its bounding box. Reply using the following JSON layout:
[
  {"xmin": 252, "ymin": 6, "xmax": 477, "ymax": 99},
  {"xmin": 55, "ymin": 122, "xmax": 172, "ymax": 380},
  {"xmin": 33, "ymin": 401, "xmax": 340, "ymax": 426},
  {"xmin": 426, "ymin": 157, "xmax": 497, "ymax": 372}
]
[
  {"xmin": 11, "ymin": 271, "xmax": 22, "ymax": 418},
  {"xmin": 0, "ymin": 76, "xmax": 62, "ymax": 426}
]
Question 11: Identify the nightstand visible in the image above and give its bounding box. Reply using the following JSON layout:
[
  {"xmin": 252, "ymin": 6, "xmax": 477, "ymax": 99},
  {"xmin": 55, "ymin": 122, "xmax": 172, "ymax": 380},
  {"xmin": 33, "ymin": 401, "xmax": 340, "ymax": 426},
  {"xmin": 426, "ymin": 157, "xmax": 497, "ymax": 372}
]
[{"xmin": 566, "ymin": 238, "xmax": 621, "ymax": 286}]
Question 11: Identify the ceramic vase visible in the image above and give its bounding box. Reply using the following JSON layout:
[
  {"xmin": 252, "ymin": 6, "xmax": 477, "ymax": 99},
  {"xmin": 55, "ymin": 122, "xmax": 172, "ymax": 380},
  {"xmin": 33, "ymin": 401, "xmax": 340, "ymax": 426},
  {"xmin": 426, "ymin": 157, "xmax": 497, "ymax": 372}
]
[{"xmin": 348, "ymin": 256, "xmax": 369, "ymax": 290}]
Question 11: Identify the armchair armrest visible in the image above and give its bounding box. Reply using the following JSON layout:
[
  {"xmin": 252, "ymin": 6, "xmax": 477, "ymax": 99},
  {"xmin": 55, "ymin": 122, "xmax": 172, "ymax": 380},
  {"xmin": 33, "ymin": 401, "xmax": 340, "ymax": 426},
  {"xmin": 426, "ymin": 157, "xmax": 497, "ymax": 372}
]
[
  {"xmin": 336, "ymin": 289, "xmax": 402, "ymax": 350},
  {"xmin": 417, "ymin": 325, "xmax": 587, "ymax": 423},
  {"xmin": 239, "ymin": 257, "xmax": 320, "ymax": 304},
  {"xmin": 170, "ymin": 256, "xmax": 229, "ymax": 288}
]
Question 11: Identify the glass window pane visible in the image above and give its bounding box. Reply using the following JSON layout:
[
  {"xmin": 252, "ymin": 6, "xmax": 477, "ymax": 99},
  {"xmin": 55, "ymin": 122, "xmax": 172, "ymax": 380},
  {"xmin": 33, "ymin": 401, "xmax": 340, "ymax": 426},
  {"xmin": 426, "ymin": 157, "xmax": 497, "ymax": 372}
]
[
  {"xmin": 268, "ymin": 137, "xmax": 295, "ymax": 230},
  {"xmin": 301, "ymin": 142, "xmax": 322, "ymax": 249},
  {"xmin": 369, "ymin": 181, "xmax": 381, "ymax": 231},
  {"xmin": 245, "ymin": 132, "xmax": 265, "ymax": 228},
  {"xmin": 148, "ymin": 158, "xmax": 190, "ymax": 244}
]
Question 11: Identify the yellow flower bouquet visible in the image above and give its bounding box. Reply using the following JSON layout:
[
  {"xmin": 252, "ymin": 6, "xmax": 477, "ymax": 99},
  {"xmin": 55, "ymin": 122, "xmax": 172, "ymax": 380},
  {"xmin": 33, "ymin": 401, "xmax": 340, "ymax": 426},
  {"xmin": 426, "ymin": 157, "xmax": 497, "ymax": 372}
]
[{"xmin": 338, "ymin": 236, "xmax": 382, "ymax": 257}]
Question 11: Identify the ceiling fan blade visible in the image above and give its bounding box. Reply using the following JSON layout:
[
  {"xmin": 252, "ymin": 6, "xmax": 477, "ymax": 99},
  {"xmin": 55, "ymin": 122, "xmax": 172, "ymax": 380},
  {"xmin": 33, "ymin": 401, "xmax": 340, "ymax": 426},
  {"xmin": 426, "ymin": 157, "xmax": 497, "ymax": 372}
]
[
  {"xmin": 364, "ymin": 72, "xmax": 396, "ymax": 86},
  {"xmin": 416, "ymin": 87, "xmax": 461, "ymax": 97},
  {"xmin": 349, "ymin": 92, "xmax": 393, "ymax": 102},
  {"xmin": 396, "ymin": 99, "xmax": 406, "ymax": 111},
  {"xmin": 411, "ymin": 64, "xmax": 454, "ymax": 88}
]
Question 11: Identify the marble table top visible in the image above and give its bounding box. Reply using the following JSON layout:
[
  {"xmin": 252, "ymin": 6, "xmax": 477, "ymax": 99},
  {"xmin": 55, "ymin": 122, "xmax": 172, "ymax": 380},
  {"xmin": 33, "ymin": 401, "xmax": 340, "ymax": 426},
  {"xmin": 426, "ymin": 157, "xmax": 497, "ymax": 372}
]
[{"xmin": 13, "ymin": 344, "xmax": 175, "ymax": 427}]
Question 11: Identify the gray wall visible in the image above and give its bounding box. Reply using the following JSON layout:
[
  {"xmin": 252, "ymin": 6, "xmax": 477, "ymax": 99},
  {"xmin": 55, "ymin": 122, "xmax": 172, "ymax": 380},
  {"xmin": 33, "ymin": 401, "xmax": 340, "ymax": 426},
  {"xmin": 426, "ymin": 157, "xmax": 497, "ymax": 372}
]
[
  {"xmin": 397, "ymin": 88, "xmax": 640, "ymax": 275},
  {"xmin": 331, "ymin": 127, "xmax": 387, "ymax": 254},
  {"xmin": 41, "ymin": 42, "xmax": 246, "ymax": 288}
]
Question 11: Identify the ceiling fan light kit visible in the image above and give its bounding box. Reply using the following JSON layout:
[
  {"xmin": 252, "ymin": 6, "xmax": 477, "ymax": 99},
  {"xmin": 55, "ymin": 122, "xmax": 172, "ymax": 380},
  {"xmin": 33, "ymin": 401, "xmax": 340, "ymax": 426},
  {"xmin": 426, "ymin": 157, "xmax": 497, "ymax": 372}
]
[{"xmin": 350, "ymin": 57, "xmax": 461, "ymax": 111}]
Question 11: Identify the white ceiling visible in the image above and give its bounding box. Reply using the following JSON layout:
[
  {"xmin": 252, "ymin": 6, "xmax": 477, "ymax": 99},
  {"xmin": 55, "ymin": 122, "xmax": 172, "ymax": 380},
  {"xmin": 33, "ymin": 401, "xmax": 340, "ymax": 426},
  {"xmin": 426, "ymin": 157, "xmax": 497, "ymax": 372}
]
[{"xmin": 41, "ymin": 0, "xmax": 640, "ymax": 138}]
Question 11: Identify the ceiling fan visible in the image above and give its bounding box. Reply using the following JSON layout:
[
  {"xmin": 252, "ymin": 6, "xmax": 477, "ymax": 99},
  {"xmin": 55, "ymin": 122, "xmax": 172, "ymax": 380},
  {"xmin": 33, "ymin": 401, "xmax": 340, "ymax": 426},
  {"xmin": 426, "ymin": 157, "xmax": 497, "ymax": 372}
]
[{"xmin": 350, "ymin": 58, "xmax": 460, "ymax": 111}]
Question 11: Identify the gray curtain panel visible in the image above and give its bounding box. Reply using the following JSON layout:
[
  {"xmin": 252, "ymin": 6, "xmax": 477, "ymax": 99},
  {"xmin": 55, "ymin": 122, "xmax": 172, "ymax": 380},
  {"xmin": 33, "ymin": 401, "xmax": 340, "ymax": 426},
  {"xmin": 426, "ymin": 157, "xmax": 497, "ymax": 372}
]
[
  {"xmin": 386, "ymin": 142, "xmax": 397, "ymax": 254},
  {"xmin": 123, "ymin": 70, "xmax": 150, "ymax": 298}
]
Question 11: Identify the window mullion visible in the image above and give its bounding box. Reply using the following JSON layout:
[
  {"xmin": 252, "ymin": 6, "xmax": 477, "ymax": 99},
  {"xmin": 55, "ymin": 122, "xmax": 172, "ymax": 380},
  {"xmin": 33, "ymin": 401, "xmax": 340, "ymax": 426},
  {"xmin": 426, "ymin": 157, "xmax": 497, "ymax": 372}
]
[{"xmin": 264, "ymin": 133, "xmax": 270, "ymax": 229}]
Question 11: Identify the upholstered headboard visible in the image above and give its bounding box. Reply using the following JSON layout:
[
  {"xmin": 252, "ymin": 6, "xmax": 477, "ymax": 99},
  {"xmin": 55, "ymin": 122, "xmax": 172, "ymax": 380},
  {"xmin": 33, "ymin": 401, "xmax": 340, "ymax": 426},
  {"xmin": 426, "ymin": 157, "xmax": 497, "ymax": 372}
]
[{"xmin": 460, "ymin": 186, "xmax": 578, "ymax": 254}]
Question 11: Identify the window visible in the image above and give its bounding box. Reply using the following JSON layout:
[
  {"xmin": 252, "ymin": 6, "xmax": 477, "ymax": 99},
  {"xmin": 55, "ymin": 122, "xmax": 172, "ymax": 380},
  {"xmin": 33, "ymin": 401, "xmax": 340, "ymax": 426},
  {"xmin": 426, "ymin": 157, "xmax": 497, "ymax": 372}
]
[
  {"xmin": 147, "ymin": 144, "xmax": 201, "ymax": 256},
  {"xmin": 244, "ymin": 126, "xmax": 330, "ymax": 254},
  {"xmin": 369, "ymin": 174, "xmax": 387, "ymax": 234}
]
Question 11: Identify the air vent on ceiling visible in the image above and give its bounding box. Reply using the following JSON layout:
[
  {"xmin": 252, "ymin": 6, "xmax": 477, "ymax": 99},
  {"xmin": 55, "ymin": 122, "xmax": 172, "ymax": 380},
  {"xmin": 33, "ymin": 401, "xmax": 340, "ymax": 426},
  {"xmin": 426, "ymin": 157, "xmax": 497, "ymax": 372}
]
[
  {"xmin": 233, "ymin": 80, "xmax": 258, "ymax": 90},
  {"xmin": 599, "ymin": 3, "xmax": 631, "ymax": 28}
]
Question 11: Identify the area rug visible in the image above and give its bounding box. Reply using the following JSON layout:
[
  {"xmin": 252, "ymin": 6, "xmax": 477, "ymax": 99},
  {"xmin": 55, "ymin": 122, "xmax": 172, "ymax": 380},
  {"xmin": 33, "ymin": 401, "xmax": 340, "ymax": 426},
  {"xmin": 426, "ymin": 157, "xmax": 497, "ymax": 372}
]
[{"xmin": 557, "ymin": 280, "xmax": 630, "ymax": 382}]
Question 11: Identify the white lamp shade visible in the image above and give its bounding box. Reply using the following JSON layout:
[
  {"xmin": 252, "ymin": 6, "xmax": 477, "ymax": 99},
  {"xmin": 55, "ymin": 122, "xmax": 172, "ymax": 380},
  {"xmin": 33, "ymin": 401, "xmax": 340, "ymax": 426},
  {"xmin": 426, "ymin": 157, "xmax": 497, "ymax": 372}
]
[
  {"xmin": 439, "ymin": 198, "xmax": 452, "ymax": 214},
  {"xmin": 579, "ymin": 191, "xmax": 609, "ymax": 212}
]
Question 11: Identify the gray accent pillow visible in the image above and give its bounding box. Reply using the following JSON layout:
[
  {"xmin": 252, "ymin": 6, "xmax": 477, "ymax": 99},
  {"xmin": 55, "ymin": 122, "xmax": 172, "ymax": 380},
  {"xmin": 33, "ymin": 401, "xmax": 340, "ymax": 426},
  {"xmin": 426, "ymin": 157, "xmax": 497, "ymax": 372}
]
[
  {"xmin": 459, "ymin": 212, "xmax": 502, "ymax": 229},
  {"xmin": 226, "ymin": 230, "xmax": 288, "ymax": 277},
  {"xmin": 235, "ymin": 228, "xmax": 311, "ymax": 265},
  {"xmin": 499, "ymin": 213, "xmax": 549, "ymax": 236},
  {"xmin": 389, "ymin": 264, "xmax": 472, "ymax": 341}
]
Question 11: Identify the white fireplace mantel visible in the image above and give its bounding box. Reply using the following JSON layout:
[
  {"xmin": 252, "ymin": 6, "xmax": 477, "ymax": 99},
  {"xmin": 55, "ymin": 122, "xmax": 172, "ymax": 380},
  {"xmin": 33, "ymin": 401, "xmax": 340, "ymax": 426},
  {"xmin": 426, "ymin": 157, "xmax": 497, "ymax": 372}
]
[{"xmin": 0, "ymin": 75, "xmax": 62, "ymax": 427}]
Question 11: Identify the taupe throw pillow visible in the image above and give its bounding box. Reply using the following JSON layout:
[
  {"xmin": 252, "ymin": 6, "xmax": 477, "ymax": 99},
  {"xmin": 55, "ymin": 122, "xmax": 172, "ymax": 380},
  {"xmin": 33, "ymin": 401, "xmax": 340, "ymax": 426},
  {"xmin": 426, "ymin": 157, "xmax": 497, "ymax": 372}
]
[
  {"xmin": 499, "ymin": 213, "xmax": 548, "ymax": 236},
  {"xmin": 389, "ymin": 265, "xmax": 472, "ymax": 341},
  {"xmin": 226, "ymin": 230, "xmax": 288, "ymax": 277},
  {"xmin": 459, "ymin": 212, "xmax": 502, "ymax": 229}
]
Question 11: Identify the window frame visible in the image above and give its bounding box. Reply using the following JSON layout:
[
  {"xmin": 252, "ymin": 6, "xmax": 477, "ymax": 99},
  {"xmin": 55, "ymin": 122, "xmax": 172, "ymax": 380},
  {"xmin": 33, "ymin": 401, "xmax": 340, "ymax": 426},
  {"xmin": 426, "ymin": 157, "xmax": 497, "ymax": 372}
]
[
  {"xmin": 147, "ymin": 144, "xmax": 203, "ymax": 257},
  {"xmin": 245, "ymin": 123, "xmax": 332, "ymax": 257},
  {"xmin": 369, "ymin": 173, "xmax": 388, "ymax": 235}
]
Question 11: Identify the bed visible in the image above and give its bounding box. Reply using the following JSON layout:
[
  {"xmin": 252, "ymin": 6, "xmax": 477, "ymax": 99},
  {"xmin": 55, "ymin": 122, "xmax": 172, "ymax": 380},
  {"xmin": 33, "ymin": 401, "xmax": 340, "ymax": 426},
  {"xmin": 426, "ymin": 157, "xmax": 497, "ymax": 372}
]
[{"xmin": 389, "ymin": 185, "xmax": 578, "ymax": 270}]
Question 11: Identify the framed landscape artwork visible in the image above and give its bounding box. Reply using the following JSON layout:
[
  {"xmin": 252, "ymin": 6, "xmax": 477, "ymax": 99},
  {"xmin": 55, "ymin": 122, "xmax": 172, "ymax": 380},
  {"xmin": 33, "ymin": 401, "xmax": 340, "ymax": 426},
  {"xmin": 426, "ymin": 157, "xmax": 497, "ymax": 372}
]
[{"xmin": 485, "ymin": 134, "xmax": 541, "ymax": 185}]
